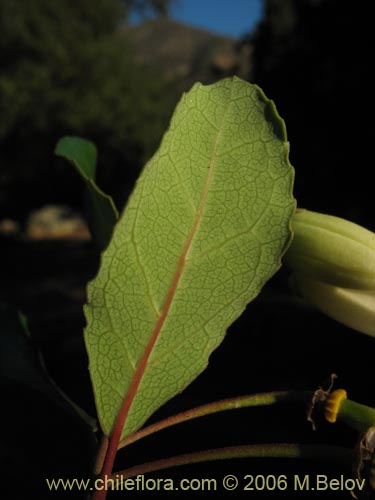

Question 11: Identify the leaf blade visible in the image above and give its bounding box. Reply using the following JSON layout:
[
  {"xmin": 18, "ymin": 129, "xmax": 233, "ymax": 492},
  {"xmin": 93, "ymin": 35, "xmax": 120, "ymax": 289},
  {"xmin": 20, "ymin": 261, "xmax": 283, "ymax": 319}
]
[
  {"xmin": 55, "ymin": 136, "xmax": 98, "ymax": 181},
  {"xmin": 84, "ymin": 77, "xmax": 295, "ymax": 440},
  {"xmin": 55, "ymin": 136, "xmax": 119, "ymax": 250}
]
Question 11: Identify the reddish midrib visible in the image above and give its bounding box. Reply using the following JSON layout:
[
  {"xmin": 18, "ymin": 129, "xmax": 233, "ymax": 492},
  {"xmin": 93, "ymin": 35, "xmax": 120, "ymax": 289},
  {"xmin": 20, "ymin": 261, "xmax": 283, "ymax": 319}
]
[{"xmin": 93, "ymin": 126, "xmax": 221, "ymax": 500}]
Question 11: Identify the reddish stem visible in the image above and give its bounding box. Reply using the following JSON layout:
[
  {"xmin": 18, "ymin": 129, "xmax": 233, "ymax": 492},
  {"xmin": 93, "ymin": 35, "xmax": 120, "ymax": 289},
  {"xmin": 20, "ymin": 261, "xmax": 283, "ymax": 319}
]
[
  {"xmin": 91, "ymin": 202, "xmax": 206, "ymax": 499},
  {"xmin": 91, "ymin": 323, "xmax": 161, "ymax": 499},
  {"xmin": 112, "ymin": 444, "xmax": 352, "ymax": 481},
  {"xmin": 118, "ymin": 390, "xmax": 311, "ymax": 450}
]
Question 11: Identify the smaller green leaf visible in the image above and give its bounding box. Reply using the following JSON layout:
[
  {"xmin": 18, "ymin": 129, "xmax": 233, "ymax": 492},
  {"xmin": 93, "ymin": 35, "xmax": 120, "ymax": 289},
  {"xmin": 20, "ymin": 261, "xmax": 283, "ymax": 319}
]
[
  {"xmin": 55, "ymin": 136, "xmax": 119, "ymax": 250},
  {"xmin": 55, "ymin": 136, "xmax": 98, "ymax": 181}
]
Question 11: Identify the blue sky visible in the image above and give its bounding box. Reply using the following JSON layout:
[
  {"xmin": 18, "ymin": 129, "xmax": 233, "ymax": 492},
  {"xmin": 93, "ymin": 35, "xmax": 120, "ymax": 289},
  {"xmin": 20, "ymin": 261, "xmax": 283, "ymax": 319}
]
[{"xmin": 130, "ymin": 0, "xmax": 264, "ymax": 39}]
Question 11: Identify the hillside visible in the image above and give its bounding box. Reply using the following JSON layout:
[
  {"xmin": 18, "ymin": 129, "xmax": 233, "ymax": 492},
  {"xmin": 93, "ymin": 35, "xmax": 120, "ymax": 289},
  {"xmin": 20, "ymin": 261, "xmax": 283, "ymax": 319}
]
[{"xmin": 121, "ymin": 17, "xmax": 252, "ymax": 92}]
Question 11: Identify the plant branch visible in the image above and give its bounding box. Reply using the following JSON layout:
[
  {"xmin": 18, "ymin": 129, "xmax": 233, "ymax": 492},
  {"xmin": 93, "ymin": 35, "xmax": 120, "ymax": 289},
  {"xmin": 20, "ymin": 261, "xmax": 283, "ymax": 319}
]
[
  {"xmin": 112, "ymin": 443, "xmax": 352, "ymax": 480},
  {"xmin": 336, "ymin": 398, "xmax": 375, "ymax": 433},
  {"xmin": 93, "ymin": 436, "xmax": 109, "ymax": 476},
  {"xmin": 118, "ymin": 390, "xmax": 312, "ymax": 450}
]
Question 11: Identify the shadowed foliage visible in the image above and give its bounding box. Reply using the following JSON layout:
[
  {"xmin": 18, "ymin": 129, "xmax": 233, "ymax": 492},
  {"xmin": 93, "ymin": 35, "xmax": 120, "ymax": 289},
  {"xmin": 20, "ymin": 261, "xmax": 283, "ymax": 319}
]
[
  {"xmin": 248, "ymin": 0, "xmax": 374, "ymax": 229},
  {"xmin": 0, "ymin": 0, "xmax": 174, "ymax": 218}
]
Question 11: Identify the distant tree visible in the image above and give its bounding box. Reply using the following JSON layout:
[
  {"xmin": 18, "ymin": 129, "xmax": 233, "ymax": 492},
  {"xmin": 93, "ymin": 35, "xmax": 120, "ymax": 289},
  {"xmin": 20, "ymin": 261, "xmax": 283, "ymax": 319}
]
[
  {"xmin": 0, "ymin": 0, "xmax": 174, "ymax": 216},
  {"xmin": 249, "ymin": 0, "xmax": 375, "ymax": 228}
]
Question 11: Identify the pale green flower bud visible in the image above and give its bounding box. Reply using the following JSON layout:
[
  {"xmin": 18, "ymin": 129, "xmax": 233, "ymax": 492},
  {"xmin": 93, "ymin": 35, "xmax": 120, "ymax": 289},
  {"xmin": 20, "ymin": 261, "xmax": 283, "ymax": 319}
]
[
  {"xmin": 291, "ymin": 274, "xmax": 375, "ymax": 337},
  {"xmin": 284, "ymin": 209, "xmax": 375, "ymax": 336},
  {"xmin": 284, "ymin": 209, "xmax": 375, "ymax": 290}
]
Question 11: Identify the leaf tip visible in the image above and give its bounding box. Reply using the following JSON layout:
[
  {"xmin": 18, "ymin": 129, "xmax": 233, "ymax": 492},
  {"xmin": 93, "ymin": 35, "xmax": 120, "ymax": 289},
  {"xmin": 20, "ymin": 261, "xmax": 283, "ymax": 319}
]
[{"xmin": 55, "ymin": 135, "xmax": 98, "ymax": 181}]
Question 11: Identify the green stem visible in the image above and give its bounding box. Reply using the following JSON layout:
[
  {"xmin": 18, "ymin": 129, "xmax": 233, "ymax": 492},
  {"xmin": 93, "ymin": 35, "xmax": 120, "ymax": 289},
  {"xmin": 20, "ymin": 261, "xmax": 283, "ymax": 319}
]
[
  {"xmin": 118, "ymin": 391, "xmax": 311, "ymax": 450},
  {"xmin": 337, "ymin": 399, "xmax": 375, "ymax": 433},
  {"xmin": 112, "ymin": 444, "xmax": 352, "ymax": 480}
]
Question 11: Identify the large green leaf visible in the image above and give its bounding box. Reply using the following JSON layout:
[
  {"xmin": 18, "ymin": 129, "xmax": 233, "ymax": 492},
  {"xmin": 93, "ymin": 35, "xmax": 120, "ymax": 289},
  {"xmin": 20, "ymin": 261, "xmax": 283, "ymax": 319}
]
[
  {"xmin": 84, "ymin": 77, "xmax": 295, "ymax": 440},
  {"xmin": 55, "ymin": 136, "xmax": 119, "ymax": 250}
]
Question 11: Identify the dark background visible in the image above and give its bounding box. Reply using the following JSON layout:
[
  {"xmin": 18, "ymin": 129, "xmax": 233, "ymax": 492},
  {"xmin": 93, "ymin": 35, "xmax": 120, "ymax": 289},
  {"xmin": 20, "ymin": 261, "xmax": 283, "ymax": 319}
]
[{"xmin": 1, "ymin": 0, "xmax": 374, "ymax": 498}]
